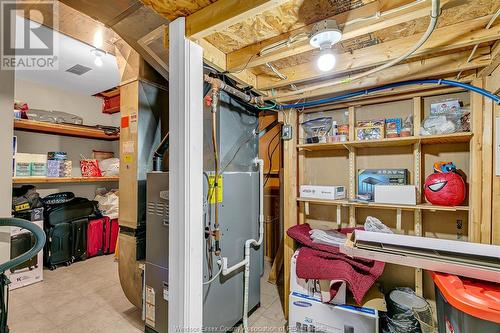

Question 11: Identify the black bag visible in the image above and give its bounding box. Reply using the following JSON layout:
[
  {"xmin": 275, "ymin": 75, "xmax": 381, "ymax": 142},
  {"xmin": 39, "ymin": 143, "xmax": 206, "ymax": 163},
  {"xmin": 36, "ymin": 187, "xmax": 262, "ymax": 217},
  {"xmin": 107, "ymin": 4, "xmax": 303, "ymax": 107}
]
[
  {"xmin": 12, "ymin": 185, "xmax": 43, "ymax": 214},
  {"xmin": 45, "ymin": 197, "xmax": 99, "ymax": 226},
  {"xmin": 70, "ymin": 218, "xmax": 87, "ymax": 262},
  {"xmin": 44, "ymin": 223, "xmax": 72, "ymax": 270},
  {"xmin": 42, "ymin": 192, "xmax": 75, "ymax": 205},
  {"xmin": 10, "ymin": 233, "xmax": 38, "ymax": 273}
]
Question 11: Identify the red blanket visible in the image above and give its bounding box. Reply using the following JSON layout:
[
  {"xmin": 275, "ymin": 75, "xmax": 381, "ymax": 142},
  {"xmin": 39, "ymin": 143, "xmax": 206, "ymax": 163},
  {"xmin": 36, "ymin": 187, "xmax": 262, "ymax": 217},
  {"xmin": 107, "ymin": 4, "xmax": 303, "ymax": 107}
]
[{"xmin": 287, "ymin": 223, "xmax": 385, "ymax": 304}]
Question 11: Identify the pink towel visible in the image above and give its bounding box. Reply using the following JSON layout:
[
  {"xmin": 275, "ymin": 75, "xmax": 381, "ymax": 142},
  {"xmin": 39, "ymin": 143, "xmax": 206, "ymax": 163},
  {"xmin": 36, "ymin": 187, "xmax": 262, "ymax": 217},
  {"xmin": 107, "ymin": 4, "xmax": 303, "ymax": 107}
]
[{"xmin": 287, "ymin": 224, "xmax": 385, "ymax": 304}]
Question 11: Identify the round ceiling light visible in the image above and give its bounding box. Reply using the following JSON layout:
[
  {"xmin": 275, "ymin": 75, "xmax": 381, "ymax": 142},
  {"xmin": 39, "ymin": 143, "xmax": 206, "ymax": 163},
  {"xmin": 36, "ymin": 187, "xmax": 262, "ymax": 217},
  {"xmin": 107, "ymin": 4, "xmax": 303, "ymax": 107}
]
[{"xmin": 309, "ymin": 20, "xmax": 342, "ymax": 50}]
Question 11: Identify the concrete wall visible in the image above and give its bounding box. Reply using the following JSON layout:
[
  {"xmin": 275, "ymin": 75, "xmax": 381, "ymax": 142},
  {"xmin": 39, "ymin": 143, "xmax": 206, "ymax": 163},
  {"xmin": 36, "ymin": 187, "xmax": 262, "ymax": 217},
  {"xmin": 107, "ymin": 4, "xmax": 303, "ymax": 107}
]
[
  {"xmin": 14, "ymin": 78, "xmax": 120, "ymax": 198},
  {"xmin": 0, "ymin": 64, "xmax": 14, "ymax": 263}
]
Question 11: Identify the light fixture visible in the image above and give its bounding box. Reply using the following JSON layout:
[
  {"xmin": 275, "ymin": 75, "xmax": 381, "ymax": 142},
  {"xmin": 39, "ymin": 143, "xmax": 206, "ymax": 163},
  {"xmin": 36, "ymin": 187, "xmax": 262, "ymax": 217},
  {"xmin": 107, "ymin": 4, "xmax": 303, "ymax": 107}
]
[
  {"xmin": 309, "ymin": 20, "xmax": 342, "ymax": 72},
  {"xmin": 90, "ymin": 48, "xmax": 105, "ymax": 67}
]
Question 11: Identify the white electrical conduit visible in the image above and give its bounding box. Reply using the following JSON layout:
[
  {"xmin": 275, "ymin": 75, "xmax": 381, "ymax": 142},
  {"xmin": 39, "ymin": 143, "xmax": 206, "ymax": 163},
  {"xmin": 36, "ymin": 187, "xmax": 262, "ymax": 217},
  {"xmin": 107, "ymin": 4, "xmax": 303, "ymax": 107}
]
[
  {"xmin": 261, "ymin": 0, "xmax": 441, "ymax": 102},
  {"xmin": 218, "ymin": 158, "xmax": 264, "ymax": 332}
]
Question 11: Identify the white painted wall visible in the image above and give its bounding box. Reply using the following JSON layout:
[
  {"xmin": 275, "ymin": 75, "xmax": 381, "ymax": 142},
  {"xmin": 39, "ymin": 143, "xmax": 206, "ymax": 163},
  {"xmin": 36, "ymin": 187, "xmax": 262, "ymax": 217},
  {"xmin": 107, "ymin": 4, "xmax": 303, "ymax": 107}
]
[
  {"xmin": 14, "ymin": 78, "xmax": 120, "ymax": 198},
  {"xmin": 0, "ymin": 66, "xmax": 14, "ymax": 264}
]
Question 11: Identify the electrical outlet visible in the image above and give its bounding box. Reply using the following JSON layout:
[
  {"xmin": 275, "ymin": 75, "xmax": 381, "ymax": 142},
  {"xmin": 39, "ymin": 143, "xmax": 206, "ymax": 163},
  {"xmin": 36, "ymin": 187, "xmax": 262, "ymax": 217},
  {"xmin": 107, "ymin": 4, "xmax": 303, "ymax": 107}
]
[{"xmin": 282, "ymin": 124, "xmax": 293, "ymax": 140}]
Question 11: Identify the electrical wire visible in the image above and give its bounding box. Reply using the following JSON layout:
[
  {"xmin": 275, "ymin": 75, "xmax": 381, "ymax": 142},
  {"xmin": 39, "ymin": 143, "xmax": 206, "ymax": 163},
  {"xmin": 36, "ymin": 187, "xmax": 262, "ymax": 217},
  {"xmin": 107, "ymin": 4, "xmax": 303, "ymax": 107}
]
[
  {"xmin": 264, "ymin": 129, "xmax": 281, "ymax": 187},
  {"xmin": 203, "ymin": 257, "xmax": 223, "ymax": 285},
  {"xmin": 275, "ymin": 79, "xmax": 500, "ymax": 110},
  {"xmin": 223, "ymin": 54, "xmax": 257, "ymax": 74}
]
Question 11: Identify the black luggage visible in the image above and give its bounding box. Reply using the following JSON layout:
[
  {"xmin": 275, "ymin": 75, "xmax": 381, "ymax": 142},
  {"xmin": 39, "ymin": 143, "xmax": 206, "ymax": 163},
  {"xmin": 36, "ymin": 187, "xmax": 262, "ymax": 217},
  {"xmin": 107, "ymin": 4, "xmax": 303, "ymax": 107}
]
[
  {"xmin": 44, "ymin": 222, "xmax": 72, "ymax": 270},
  {"xmin": 10, "ymin": 233, "xmax": 38, "ymax": 273},
  {"xmin": 44, "ymin": 197, "xmax": 99, "ymax": 226},
  {"xmin": 70, "ymin": 218, "xmax": 87, "ymax": 262}
]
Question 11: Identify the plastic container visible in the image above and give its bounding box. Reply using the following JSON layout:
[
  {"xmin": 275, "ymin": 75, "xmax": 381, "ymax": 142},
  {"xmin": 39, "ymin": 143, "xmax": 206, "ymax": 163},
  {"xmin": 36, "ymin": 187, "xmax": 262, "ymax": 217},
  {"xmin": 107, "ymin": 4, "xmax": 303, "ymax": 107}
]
[
  {"xmin": 431, "ymin": 272, "xmax": 500, "ymax": 333},
  {"xmin": 301, "ymin": 117, "xmax": 332, "ymax": 144}
]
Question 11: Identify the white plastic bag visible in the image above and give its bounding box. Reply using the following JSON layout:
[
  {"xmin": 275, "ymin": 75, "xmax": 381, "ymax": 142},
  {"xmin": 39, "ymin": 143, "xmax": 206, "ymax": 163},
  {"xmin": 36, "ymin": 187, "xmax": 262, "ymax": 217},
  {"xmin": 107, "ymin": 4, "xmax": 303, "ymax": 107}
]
[
  {"xmin": 95, "ymin": 191, "xmax": 119, "ymax": 219},
  {"xmin": 99, "ymin": 158, "xmax": 119, "ymax": 176}
]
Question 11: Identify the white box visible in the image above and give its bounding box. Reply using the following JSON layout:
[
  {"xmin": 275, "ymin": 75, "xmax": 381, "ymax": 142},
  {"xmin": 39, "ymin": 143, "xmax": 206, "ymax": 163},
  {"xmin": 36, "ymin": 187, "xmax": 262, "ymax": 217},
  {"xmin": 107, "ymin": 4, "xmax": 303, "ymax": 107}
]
[
  {"xmin": 300, "ymin": 185, "xmax": 346, "ymax": 200},
  {"xmin": 374, "ymin": 185, "xmax": 416, "ymax": 205},
  {"xmin": 291, "ymin": 250, "xmax": 346, "ymax": 304},
  {"xmin": 7, "ymin": 220, "xmax": 44, "ymax": 290},
  {"xmin": 289, "ymin": 292, "xmax": 379, "ymax": 333}
]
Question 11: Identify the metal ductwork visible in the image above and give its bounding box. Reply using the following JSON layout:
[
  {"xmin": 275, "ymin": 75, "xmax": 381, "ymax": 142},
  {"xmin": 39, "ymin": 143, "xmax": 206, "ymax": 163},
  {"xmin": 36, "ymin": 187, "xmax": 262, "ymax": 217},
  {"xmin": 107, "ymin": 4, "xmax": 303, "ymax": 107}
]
[{"xmin": 60, "ymin": 0, "xmax": 169, "ymax": 79}]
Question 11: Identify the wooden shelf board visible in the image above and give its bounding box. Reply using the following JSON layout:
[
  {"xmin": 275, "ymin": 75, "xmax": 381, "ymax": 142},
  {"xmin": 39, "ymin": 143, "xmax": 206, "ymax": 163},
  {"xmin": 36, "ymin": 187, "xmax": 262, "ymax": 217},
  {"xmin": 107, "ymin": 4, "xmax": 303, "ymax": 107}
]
[
  {"xmin": 297, "ymin": 141, "xmax": 348, "ymax": 151},
  {"xmin": 297, "ymin": 133, "xmax": 473, "ymax": 151},
  {"xmin": 13, "ymin": 176, "xmax": 119, "ymax": 184},
  {"xmin": 14, "ymin": 119, "xmax": 119, "ymax": 141},
  {"xmin": 297, "ymin": 198, "xmax": 469, "ymax": 212}
]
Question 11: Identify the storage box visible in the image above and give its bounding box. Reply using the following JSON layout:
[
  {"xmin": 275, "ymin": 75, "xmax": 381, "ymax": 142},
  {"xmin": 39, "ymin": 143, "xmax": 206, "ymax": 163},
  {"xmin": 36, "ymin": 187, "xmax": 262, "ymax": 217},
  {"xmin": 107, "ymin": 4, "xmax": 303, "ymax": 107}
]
[
  {"xmin": 7, "ymin": 216, "xmax": 43, "ymax": 290},
  {"xmin": 291, "ymin": 250, "xmax": 346, "ymax": 305},
  {"xmin": 357, "ymin": 169, "xmax": 409, "ymax": 201},
  {"xmin": 300, "ymin": 185, "xmax": 346, "ymax": 200},
  {"xmin": 289, "ymin": 292, "xmax": 379, "ymax": 333},
  {"xmin": 374, "ymin": 185, "xmax": 416, "ymax": 205},
  {"xmin": 47, "ymin": 160, "xmax": 72, "ymax": 177}
]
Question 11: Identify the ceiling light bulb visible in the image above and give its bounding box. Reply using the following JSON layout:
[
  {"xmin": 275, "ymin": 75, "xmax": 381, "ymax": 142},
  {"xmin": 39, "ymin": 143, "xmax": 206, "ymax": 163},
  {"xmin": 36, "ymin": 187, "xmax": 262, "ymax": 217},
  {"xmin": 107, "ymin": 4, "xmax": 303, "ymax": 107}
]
[
  {"xmin": 317, "ymin": 51, "xmax": 336, "ymax": 72},
  {"xmin": 94, "ymin": 55, "xmax": 103, "ymax": 67}
]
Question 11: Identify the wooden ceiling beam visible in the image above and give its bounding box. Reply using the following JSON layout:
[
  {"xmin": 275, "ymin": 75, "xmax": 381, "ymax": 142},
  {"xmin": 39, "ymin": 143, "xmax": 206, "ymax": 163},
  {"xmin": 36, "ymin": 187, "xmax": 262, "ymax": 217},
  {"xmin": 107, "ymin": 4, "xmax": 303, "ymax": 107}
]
[
  {"xmin": 164, "ymin": 28, "xmax": 257, "ymax": 89},
  {"xmin": 186, "ymin": 0, "xmax": 288, "ymax": 40},
  {"xmin": 479, "ymin": 41, "xmax": 500, "ymax": 78},
  {"xmin": 226, "ymin": 0, "xmax": 458, "ymax": 71},
  {"xmin": 275, "ymin": 47, "xmax": 491, "ymax": 102},
  {"xmin": 258, "ymin": 15, "xmax": 500, "ymax": 90}
]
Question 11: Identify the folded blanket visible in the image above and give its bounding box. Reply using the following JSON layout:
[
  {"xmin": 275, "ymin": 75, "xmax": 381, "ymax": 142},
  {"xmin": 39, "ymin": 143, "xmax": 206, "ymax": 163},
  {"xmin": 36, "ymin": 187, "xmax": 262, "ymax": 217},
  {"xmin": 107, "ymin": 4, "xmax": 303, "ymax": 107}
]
[{"xmin": 287, "ymin": 223, "xmax": 385, "ymax": 304}]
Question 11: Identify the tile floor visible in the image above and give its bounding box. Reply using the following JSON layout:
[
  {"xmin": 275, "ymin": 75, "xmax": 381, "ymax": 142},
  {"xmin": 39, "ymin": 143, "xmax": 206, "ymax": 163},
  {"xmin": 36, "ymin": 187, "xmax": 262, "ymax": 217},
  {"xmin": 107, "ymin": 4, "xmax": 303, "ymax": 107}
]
[{"xmin": 8, "ymin": 256, "xmax": 285, "ymax": 333}]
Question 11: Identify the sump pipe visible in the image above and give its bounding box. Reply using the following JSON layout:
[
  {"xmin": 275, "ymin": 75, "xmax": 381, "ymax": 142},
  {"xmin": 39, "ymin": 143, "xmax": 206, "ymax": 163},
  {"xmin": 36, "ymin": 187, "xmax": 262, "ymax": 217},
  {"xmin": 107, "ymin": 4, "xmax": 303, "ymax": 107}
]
[{"xmin": 275, "ymin": 79, "xmax": 500, "ymax": 110}]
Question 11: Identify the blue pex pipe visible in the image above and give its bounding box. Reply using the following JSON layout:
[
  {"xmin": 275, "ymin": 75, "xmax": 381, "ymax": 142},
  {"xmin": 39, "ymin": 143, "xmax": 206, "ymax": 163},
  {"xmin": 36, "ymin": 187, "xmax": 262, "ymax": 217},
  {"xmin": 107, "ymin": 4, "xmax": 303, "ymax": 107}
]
[{"xmin": 276, "ymin": 79, "xmax": 500, "ymax": 110}]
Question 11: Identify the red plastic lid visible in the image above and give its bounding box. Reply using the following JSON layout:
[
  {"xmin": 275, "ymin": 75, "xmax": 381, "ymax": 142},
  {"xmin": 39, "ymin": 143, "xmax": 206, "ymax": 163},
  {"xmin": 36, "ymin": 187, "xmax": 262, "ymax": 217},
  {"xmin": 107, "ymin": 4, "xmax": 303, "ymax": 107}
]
[{"xmin": 431, "ymin": 272, "xmax": 500, "ymax": 323}]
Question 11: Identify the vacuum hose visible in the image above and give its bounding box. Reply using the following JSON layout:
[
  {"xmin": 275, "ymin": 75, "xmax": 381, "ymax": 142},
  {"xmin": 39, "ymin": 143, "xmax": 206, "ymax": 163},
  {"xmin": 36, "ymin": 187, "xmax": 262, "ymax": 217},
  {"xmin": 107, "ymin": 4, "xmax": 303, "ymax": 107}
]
[
  {"xmin": 1, "ymin": 218, "xmax": 46, "ymax": 333},
  {"xmin": 0, "ymin": 218, "xmax": 45, "ymax": 273}
]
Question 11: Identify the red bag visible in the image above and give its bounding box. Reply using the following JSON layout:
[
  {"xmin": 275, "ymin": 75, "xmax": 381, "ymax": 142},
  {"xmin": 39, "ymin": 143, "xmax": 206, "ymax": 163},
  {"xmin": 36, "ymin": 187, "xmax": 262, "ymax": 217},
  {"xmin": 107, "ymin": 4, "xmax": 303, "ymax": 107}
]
[
  {"xmin": 104, "ymin": 218, "xmax": 119, "ymax": 254},
  {"xmin": 80, "ymin": 155, "xmax": 102, "ymax": 177},
  {"xmin": 87, "ymin": 218, "xmax": 105, "ymax": 258}
]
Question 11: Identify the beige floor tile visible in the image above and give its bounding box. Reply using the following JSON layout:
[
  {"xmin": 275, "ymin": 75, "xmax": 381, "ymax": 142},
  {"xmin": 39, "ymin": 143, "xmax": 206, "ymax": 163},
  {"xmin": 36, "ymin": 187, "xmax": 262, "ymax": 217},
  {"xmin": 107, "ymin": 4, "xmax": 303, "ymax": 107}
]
[{"xmin": 8, "ymin": 254, "xmax": 284, "ymax": 333}]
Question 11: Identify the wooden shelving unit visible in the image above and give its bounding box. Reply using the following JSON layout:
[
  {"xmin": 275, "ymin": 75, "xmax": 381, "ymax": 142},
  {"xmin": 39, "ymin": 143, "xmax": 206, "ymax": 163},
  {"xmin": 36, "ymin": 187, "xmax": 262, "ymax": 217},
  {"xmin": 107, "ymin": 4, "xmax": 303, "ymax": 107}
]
[
  {"xmin": 282, "ymin": 86, "xmax": 483, "ymax": 315},
  {"xmin": 297, "ymin": 132, "xmax": 473, "ymax": 151},
  {"xmin": 14, "ymin": 119, "xmax": 119, "ymax": 141},
  {"xmin": 13, "ymin": 176, "xmax": 119, "ymax": 184}
]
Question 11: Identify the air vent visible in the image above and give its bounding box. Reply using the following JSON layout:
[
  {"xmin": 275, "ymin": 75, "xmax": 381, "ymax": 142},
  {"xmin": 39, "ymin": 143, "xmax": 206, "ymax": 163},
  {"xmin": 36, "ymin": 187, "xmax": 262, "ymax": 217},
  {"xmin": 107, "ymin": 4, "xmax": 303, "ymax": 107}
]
[{"xmin": 66, "ymin": 64, "xmax": 92, "ymax": 76}]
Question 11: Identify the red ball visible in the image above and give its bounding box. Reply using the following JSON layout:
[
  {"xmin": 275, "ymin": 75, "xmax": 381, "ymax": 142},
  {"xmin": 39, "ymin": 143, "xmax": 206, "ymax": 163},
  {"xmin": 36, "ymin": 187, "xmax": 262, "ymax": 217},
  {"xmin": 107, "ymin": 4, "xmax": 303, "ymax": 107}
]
[{"xmin": 424, "ymin": 172, "xmax": 466, "ymax": 206}]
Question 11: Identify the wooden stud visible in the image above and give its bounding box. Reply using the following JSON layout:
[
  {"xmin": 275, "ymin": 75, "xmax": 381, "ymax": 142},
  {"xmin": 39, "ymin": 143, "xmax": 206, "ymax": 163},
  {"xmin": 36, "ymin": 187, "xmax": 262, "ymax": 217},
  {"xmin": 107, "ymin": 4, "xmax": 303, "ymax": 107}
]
[
  {"xmin": 481, "ymin": 87, "xmax": 494, "ymax": 244},
  {"xmin": 257, "ymin": 16, "xmax": 500, "ymax": 90},
  {"xmin": 268, "ymin": 238, "xmax": 284, "ymax": 284},
  {"xmin": 348, "ymin": 106, "xmax": 356, "ymax": 227},
  {"xmin": 186, "ymin": 0, "xmax": 288, "ymax": 40},
  {"xmin": 470, "ymin": 78, "xmax": 484, "ymax": 243},
  {"xmin": 337, "ymin": 205, "xmax": 342, "ymax": 228},
  {"xmin": 283, "ymin": 109, "xmax": 298, "ymax": 317},
  {"xmin": 396, "ymin": 208, "xmax": 402, "ymax": 232}
]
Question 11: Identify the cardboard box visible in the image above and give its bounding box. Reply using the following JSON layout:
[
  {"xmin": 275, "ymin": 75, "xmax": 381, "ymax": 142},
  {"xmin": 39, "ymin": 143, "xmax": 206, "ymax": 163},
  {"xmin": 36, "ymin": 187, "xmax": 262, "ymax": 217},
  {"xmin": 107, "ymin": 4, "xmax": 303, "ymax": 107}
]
[
  {"xmin": 374, "ymin": 185, "xmax": 416, "ymax": 205},
  {"xmin": 357, "ymin": 169, "xmax": 409, "ymax": 201},
  {"xmin": 291, "ymin": 250, "xmax": 346, "ymax": 305},
  {"xmin": 289, "ymin": 292, "xmax": 379, "ymax": 333},
  {"xmin": 300, "ymin": 185, "xmax": 346, "ymax": 200},
  {"xmin": 7, "ymin": 219, "xmax": 43, "ymax": 290}
]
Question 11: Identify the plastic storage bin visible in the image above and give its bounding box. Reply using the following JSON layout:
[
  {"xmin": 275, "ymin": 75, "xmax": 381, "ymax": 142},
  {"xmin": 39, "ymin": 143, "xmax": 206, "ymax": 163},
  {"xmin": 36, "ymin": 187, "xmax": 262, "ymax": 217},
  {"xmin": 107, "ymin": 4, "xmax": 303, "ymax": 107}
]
[{"xmin": 431, "ymin": 272, "xmax": 500, "ymax": 333}]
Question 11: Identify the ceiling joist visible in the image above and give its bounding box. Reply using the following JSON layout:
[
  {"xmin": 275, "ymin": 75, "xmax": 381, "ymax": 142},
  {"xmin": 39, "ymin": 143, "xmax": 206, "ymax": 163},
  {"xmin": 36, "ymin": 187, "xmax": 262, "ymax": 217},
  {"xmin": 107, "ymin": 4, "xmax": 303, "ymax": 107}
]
[
  {"xmin": 186, "ymin": 0, "xmax": 288, "ymax": 40},
  {"xmin": 275, "ymin": 47, "xmax": 491, "ymax": 102},
  {"xmin": 258, "ymin": 14, "xmax": 500, "ymax": 90},
  {"xmin": 226, "ymin": 0, "xmax": 460, "ymax": 71}
]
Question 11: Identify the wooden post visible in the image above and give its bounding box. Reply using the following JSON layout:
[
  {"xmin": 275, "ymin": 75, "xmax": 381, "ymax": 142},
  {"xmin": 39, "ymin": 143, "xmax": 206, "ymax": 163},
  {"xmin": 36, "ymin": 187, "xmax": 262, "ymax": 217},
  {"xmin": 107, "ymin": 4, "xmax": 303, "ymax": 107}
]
[
  {"xmin": 348, "ymin": 107, "xmax": 357, "ymax": 227},
  {"xmin": 283, "ymin": 109, "xmax": 298, "ymax": 317},
  {"xmin": 168, "ymin": 17, "xmax": 204, "ymax": 331},
  {"xmin": 481, "ymin": 94, "xmax": 493, "ymax": 244},
  {"xmin": 470, "ymin": 78, "xmax": 484, "ymax": 243}
]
